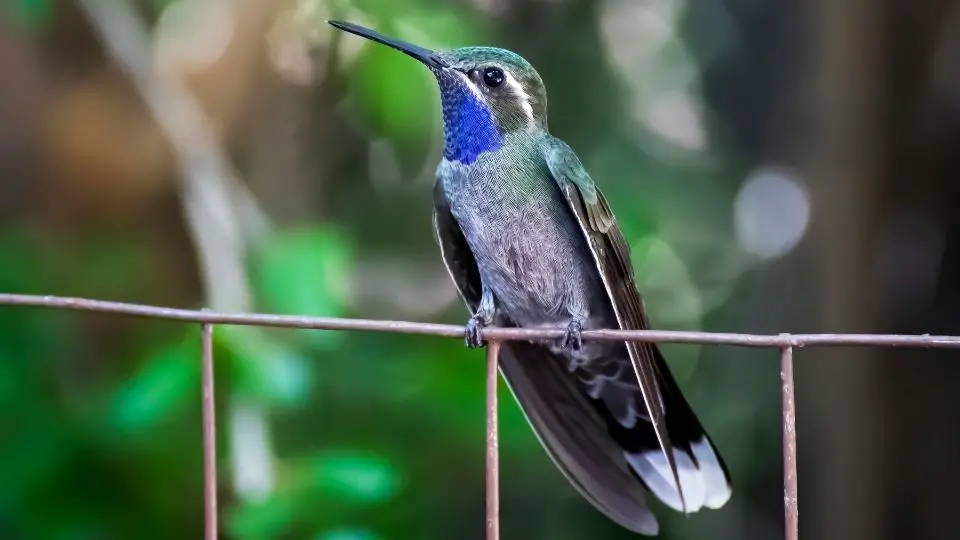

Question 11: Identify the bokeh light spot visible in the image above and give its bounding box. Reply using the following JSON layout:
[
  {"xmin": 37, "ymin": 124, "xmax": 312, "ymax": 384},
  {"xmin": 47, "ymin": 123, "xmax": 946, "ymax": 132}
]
[{"xmin": 734, "ymin": 166, "xmax": 810, "ymax": 260}]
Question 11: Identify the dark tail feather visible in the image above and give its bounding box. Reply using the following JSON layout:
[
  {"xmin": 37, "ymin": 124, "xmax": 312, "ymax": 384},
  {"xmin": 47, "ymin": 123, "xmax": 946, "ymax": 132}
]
[
  {"xmin": 498, "ymin": 342, "xmax": 731, "ymax": 534},
  {"xmin": 497, "ymin": 340, "xmax": 662, "ymax": 535}
]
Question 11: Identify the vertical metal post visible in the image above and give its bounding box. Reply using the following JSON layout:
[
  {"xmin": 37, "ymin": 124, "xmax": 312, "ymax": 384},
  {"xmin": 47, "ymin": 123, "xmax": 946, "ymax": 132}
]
[
  {"xmin": 485, "ymin": 340, "xmax": 501, "ymax": 540},
  {"xmin": 781, "ymin": 345, "xmax": 798, "ymax": 540},
  {"xmin": 202, "ymin": 323, "xmax": 218, "ymax": 540}
]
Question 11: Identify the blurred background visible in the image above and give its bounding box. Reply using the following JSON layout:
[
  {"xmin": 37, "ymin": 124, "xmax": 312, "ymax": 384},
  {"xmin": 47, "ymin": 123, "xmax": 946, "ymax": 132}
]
[{"xmin": 1, "ymin": 0, "xmax": 959, "ymax": 538}]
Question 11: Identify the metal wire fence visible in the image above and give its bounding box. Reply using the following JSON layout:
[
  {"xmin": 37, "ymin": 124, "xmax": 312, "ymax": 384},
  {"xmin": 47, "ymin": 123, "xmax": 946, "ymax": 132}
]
[{"xmin": 6, "ymin": 293, "xmax": 960, "ymax": 540}]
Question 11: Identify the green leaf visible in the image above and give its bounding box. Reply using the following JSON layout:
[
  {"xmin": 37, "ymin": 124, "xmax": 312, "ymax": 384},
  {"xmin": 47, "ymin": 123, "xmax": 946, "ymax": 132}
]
[
  {"xmin": 254, "ymin": 226, "xmax": 353, "ymax": 350},
  {"xmin": 218, "ymin": 325, "xmax": 313, "ymax": 409},
  {"xmin": 109, "ymin": 338, "xmax": 198, "ymax": 437},
  {"xmin": 348, "ymin": 41, "xmax": 437, "ymax": 146},
  {"xmin": 6, "ymin": 0, "xmax": 54, "ymax": 32},
  {"xmin": 227, "ymin": 493, "xmax": 299, "ymax": 540},
  {"xmin": 317, "ymin": 528, "xmax": 380, "ymax": 540},
  {"xmin": 295, "ymin": 451, "xmax": 401, "ymax": 505}
]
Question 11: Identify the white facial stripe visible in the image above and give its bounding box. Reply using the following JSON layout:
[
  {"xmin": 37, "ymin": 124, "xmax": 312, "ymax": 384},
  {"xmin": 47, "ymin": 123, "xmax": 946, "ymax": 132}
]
[
  {"xmin": 455, "ymin": 70, "xmax": 486, "ymax": 101},
  {"xmin": 454, "ymin": 68, "xmax": 535, "ymax": 124},
  {"xmin": 504, "ymin": 72, "xmax": 535, "ymax": 121}
]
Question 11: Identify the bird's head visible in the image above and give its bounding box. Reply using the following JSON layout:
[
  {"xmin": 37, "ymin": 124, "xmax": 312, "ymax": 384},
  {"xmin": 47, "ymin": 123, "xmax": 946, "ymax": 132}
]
[{"xmin": 329, "ymin": 21, "xmax": 547, "ymax": 164}]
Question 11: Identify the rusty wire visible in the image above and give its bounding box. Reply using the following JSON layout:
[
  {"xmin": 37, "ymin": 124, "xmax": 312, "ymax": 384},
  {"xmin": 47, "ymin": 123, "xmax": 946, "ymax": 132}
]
[
  {"xmin": 3, "ymin": 294, "xmax": 960, "ymax": 349},
  {"xmin": 7, "ymin": 293, "xmax": 960, "ymax": 540},
  {"xmin": 780, "ymin": 345, "xmax": 798, "ymax": 540},
  {"xmin": 486, "ymin": 341, "xmax": 501, "ymax": 540},
  {"xmin": 201, "ymin": 323, "xmax": 218, "ymax": 540}
]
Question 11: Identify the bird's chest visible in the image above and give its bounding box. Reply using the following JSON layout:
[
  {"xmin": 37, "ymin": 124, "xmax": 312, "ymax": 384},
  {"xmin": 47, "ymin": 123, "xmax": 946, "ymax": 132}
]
[{"xmin": 441, "ymin": 160, "xmax": 592, "ymax": 320}]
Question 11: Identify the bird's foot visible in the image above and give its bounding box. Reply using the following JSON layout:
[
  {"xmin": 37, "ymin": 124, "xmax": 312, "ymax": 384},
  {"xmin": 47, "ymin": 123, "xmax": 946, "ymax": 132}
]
[
  {"xmin": 562, "ymin": 319, "xmax": 583, "ymax": 352},
  {"xmin": 464, "ymin": 315, "xmax": 488, "ymax": 349}
]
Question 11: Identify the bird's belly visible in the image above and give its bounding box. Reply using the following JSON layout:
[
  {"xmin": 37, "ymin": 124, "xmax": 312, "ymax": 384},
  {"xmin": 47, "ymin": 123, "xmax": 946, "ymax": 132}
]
[{"xmin": 454, "ymin": 198, "xmax": 599, "ymax": 327}]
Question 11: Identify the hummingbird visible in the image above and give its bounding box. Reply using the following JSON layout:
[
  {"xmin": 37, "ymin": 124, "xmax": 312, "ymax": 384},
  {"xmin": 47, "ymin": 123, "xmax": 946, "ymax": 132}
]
[{"xmin": 328, "ymin": 21, "xmax": 732, "ymax": 535}]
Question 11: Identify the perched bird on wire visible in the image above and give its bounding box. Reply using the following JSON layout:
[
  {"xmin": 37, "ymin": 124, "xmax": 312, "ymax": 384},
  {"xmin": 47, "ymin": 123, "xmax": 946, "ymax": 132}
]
[{"xmin": 329, "ymin": 20, "xmax": 732, "ymax": 535}]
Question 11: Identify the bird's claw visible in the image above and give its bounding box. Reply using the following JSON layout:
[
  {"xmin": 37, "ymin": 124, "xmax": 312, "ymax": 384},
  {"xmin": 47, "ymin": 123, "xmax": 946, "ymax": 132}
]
[
  {"xmin": 562, "ymin": 319, "xmax": 583, "ymax": 351},
  {"xmin": 465, "ymin": 316, "xmax": 487, "ymax": 349}
]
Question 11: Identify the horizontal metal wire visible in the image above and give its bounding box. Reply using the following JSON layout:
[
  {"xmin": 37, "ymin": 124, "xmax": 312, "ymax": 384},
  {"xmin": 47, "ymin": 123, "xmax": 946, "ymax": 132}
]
[
  {"xmin": 5, "ymin": 292, "xmax": 951, "ymax": 540},
  {"xmin": 1, "ymin": 293, "xmax": 959, "ymax": 348}
]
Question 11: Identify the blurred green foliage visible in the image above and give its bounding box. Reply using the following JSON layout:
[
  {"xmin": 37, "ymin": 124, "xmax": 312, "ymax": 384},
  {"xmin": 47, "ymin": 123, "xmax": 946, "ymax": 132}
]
[{"xmin": 6, "ymin": 0, "xmax": 53, "ymax": 31}]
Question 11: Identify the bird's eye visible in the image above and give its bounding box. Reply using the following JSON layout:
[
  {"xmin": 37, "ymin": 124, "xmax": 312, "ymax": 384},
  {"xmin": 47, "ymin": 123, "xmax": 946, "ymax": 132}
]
[{"xmin": 482, "ymin": 67, "xmax": 505, "ymax": 88}]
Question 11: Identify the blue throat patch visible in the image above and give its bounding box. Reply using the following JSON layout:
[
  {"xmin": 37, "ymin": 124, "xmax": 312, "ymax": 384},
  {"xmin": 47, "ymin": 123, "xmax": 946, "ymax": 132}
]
[{"xmin": 437, "ymin": 74, "xmax": 504, "ymax": 164}]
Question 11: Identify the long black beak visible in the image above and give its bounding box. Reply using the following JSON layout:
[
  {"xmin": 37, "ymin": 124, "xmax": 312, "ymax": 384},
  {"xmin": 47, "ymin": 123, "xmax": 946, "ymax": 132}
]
[{"xmin": 328, "ymin": 21, "xmax": 447, "ymax": 70}]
